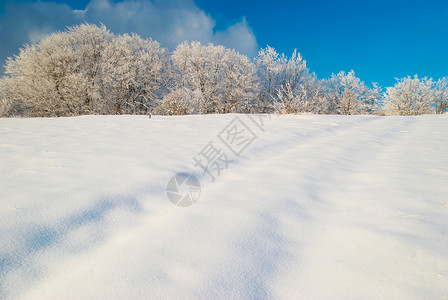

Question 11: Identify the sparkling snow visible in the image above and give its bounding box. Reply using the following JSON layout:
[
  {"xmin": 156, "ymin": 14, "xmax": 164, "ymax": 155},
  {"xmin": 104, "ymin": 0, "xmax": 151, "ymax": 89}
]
[{"xmin": 1, "ymin": 114, "xmax": 447, "ymax": 299}]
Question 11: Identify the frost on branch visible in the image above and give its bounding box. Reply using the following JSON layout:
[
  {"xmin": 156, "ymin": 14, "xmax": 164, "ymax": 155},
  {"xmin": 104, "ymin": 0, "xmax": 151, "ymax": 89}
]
[
  {"xmin": 433, "ymin": 77, "xmax": 448, "ymax": 114},
  {"xmin": 169, "ymin": 41, "xmax": 257, "ymax": 114},
  {"xmin": 384, "ymin": 75, "xmax": 434, "ymax": 116}
]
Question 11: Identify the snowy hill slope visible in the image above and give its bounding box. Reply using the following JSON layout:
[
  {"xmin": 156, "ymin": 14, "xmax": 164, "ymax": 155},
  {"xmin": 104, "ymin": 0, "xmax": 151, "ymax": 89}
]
[{"xmin": 1, "ymin": 114, "xmax": 447, "ymax": 299}]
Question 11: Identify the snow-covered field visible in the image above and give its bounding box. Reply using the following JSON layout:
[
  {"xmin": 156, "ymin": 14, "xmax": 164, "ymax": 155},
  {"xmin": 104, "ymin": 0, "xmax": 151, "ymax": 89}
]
[{"xmin": 1, "ymin": 114, "xmax": 447, "ymax": 299}]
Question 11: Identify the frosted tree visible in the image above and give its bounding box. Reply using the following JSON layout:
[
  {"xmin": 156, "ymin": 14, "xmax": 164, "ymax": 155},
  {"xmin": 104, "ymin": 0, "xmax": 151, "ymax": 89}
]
[
  {"xmin": 255, "ymin": 46, "xmax": 281, "ymax": 112},
  {"xmin": 3, "ymin": 22, "xmax": 441, "ymax": 118},
  {"xmin": 169, "ymin": 41, "xmax": 257, "ymax": 114},
  {"xmin": 0, "ymin": 99, "xmax": 9, "ymax": 117},
  {"xmin": 0, "ymin": 79, "xmax": 11, "ymax": 117},
  {"xmin": 257, "ymin": 47, "xmax": 313, "ymax": 113},
  {"xmin": 3, "ymin": 24, "xmax": 113, "ymax": 116},
  {"xmin": 433, "ymin": 77, "xmax": 448, "ymax": 114},
  {"xmin": 384, "ymin": 75, "xmax": 434, "ymax": 115},
  {"xmin": 0, "ymin": 77, "xmax": 27, "ymax": 117},
  {"xmin": 308, "ymin": 77, "xmax": 331, "ymax": 114},
  {"xmin": 324, "ymin": 71, "xmax": 370, "ymax": 115},
  {"xmin": 155, "ymin": 88, "xmax": 196, "ymax": 115},
  {"xmin": 279, "ymin": 50, "xmax": 308, "ymax": 91},
  {"xmin": 220, "ymin": 49, "xmax": 258, "ymax": 113},
  {"xmin": 274, "ymin": 74, "xmax": 323, "ymax": 114},
  {"xmin": 363, "ymin": 82, "xmax": 382, "ymax": 114},
  {"xmin": 274, "ymin": 83, "xmax": 300, "ymax": 114},
  {"xmin": 64, "ymin": 23, "xmax": 113, "ymax": 114},
  {"xmin": 4, "ymin": 31, "xmax": 79, "ymax": 116},
  {"xmin": 171, "ymin": 41, "xmax": 223, "ymax": 113},
  {"xmin": 1, "ymin": 24, "xmax": 172, "ymax": 116},
  {"xmin": 100, "ymin": 33, "xmax": 170, "ymax": 115}
]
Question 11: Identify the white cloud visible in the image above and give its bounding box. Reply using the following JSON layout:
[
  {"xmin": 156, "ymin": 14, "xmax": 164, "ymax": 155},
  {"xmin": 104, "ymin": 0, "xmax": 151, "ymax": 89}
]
[
  {"xmin": 0, "ymin": 1, "xmax": 82, "ymax": 73},
  {"xmin": 214, "ymin": 18, "xmax": 258, "ymax": 58},
  {"xmin": 0, "ymin": 0, "xmax": 258, "ymax": 74}
]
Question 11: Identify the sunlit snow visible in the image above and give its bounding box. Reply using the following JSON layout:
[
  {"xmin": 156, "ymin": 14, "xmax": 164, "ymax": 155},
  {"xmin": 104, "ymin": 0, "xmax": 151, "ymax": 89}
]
[{"xmin": 1, "ymin": 114, "xmax": 447, "ymax": 299}]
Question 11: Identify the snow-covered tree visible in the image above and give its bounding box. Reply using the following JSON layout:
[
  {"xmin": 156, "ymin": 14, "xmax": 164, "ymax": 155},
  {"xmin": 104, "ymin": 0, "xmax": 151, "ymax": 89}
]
[
  {"xmin": 221, "ymin": 49, "xmax": 258, "ymax": 113},
  {"xmin": 2, "ymin": 22, "xmax": 443, "ymax": 117},
  {"xmin": 155, "ymin": 88, "xmax": 196, "ymax": 115},
  {"xmin": 100, "ymin": 33, "xmax": 170, "ymax": 115},
  {"xmin": 0, "ymin": 79, "xmax": 11, "ymax": 117},
  {"xmin": 256, "ymin": 46, "xmax": 281, "ymax": 112},
  {"xmin": 274, "ymin": 75, "xmax": 323, "ymax": 114},
  {"xmin": 274, "ymin": 83, "xmax": 301, "ymax": 114},
  {"xmin": 171, "ymin": 41, "xmax": 224, "ymax": 114},
  {"xmin": 4, "ymin": 31, "xmax": 75, "ymax": 116},
  {"xmin": 257, "ymin": 46, "xmax": 315, "ymax": 114},
  {"xmin": 1, "ymin": 24, "xmax": 172, "ymax": 117},
  {"xmin": 3, "ymin": 24, "xmax": 113, "ymax": 116},
  {"xmin": 305, "ymin": 77, "xmax": 329, "ymax": 114},
  {"xmin": 0, "ymin": 77, "xmax": 26, "ymax": 117},
  {"xmin": 169, "ymin": 41, "xmax": 257, "ymax": 114},
  {"xmin": 279, "ymin": 49, "xmax": 309, "ymax": 91},
  {"xmin": 363, "ymin": 82, "xmax": 382, "ymax": 114},
  {"xmin": 64, "ymin": 23, "xmax": 113, "ymax": 114},
  {"xmin": 324, "ymin": 71, "xmax": 370, "ymax": 115},
  {"xmin": 384, "ymin": 75, "xmax": 434, "ymax": 115},
  {"xmin": 0, "ymin": 99, "xmax": 9, "ymax": 117},
  {"xmin": 433, "ymin": 77, "xmax": 448, "ymax": 114}
]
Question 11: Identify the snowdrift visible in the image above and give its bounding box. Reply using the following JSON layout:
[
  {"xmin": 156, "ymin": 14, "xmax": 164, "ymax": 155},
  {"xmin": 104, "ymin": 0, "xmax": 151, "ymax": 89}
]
[{"xmin": 1, "ymin": 114, "xmax": 447, "ymax": 299}]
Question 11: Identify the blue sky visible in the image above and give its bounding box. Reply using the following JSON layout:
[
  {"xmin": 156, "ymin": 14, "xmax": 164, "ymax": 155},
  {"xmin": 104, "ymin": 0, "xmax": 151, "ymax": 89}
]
[{"xmin": 1, "ymin": 0, "xmax": 447, "ymax": 87}]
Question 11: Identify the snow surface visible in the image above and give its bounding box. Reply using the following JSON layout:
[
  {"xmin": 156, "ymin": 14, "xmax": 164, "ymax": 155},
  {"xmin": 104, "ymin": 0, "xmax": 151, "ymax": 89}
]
[{"xmin": 1, "ymin": 114, "xmax": 448, "ymax": 299}]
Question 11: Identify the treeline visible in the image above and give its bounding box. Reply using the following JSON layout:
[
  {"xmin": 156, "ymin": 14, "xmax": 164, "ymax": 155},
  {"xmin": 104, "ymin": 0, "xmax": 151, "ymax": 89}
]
[{"xmin": 0, "ymin": 23, "xmax": 447, "ymax": 117}]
